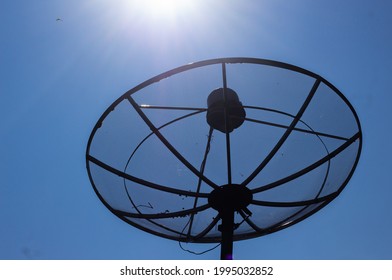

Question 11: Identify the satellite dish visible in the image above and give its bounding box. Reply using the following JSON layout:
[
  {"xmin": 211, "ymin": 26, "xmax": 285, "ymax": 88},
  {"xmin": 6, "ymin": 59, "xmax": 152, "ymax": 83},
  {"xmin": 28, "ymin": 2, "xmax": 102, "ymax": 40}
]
[{"xmin": 86, "ymin": 57, "xmax": 362, "ymax": 259}]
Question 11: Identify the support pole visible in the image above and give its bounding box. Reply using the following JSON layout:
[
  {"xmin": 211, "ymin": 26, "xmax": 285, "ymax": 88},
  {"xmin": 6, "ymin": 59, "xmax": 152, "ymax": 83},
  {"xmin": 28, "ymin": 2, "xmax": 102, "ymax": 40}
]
[
  {"xmin": 209, "ymin": 185, "xmax": 252, "ymax": 260},
  {"xmin": 219, "ymin": 209, "xmax": 235, "ymax": 260}
]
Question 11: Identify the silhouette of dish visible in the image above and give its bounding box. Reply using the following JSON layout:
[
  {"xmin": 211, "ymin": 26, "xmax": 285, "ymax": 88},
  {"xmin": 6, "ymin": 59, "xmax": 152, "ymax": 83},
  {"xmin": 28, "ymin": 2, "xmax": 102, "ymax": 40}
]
[{"xmin": 86, "ymin": 58, "xmax": 362, "ymax": 258}]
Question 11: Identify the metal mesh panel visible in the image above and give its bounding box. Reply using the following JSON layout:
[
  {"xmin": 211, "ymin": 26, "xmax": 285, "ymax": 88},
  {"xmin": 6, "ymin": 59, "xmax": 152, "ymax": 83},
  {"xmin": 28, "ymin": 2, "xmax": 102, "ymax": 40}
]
[{"xmin": 86, "ymin": 58, "xmax": 362, "ymax": 243}]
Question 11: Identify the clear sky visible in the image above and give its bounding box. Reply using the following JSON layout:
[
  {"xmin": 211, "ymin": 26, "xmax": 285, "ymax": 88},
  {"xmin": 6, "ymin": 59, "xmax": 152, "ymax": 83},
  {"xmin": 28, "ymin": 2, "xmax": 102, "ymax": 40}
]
[{"xmin": 1, "ymin": 0, "xmax": 391, "ymax": 260}]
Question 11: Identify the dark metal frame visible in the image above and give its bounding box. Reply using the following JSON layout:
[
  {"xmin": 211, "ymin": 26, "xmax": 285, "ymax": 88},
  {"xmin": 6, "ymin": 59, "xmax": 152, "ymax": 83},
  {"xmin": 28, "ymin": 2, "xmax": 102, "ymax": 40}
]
[{"xmin": 86, "ymin": 57, "xmax": 362, "ymax": 259}]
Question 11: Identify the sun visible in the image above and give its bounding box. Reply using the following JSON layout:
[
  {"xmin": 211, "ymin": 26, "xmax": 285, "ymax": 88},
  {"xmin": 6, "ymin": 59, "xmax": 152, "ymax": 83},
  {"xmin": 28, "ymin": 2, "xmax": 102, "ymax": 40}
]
[
  {"xmin": 150, "ymin": 0, "xmax": 185, "ymax": 16},
  {"xmin": 134, "ymin": 0, "xmax": 195, "ymax": 19}
]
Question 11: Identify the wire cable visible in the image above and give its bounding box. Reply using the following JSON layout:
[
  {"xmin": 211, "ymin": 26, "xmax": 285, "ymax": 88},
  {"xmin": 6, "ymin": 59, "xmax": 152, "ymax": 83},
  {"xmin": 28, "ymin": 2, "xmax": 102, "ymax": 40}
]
[{"xmin": 178, "ymin": 127, "xmax": 220, "ymax": 255}]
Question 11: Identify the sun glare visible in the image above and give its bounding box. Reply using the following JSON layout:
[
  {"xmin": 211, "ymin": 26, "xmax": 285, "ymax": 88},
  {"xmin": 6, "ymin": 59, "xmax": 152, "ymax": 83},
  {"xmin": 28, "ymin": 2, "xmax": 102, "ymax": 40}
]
[{"xmin": 136, "ymin": 0, "xmax": 195, "ymax": 19}]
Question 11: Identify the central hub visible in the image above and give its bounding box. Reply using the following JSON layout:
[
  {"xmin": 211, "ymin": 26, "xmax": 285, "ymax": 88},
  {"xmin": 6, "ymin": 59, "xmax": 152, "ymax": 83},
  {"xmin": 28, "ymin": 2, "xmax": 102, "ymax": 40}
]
[
  {"xmin": 206, "ymin": 88, "xmax": 246, "ymax": 133},
  {"xmin": 208, "ymin": 184, "xmax": 253, "ymax": 212}
]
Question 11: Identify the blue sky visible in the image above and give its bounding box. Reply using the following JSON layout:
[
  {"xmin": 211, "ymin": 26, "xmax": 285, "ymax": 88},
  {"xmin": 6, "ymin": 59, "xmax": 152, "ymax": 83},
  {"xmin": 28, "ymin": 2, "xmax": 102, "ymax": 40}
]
[{"xmin": 1, "ymin": 0, "xmax": 391, "ymax": 260}]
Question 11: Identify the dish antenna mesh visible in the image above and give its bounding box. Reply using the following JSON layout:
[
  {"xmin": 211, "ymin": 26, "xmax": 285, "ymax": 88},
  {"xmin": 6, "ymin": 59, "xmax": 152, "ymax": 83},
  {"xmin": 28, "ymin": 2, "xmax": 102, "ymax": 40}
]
[{"xmin": 86, "ymin": 58, "xmax": 362, "ymax": 259}]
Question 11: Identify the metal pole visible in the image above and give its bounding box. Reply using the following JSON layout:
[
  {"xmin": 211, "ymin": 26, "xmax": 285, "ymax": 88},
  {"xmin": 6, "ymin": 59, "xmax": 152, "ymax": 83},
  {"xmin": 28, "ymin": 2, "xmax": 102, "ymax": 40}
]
[{"xmin": 219, "ymin": 209, "xmax": 235, "ymax": 260}]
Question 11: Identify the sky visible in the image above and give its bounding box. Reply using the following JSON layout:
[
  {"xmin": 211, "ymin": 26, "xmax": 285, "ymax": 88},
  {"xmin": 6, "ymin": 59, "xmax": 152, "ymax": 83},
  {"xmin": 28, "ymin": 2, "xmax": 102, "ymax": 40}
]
[{"xmin": 1, "ymin": 0, "xmax": 391, "ymax": 260}]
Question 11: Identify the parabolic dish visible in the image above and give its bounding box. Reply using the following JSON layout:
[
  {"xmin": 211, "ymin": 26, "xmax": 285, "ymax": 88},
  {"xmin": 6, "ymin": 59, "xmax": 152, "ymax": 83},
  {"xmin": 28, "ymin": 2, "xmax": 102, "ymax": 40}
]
[{"xmin": 86, "ymin": 57, "xmax": 362, "ymax": 243}]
